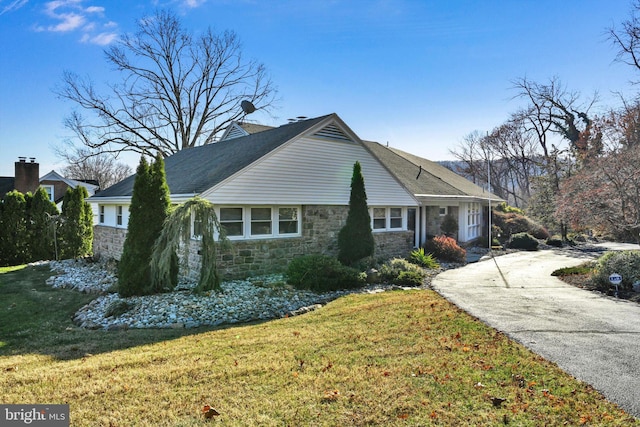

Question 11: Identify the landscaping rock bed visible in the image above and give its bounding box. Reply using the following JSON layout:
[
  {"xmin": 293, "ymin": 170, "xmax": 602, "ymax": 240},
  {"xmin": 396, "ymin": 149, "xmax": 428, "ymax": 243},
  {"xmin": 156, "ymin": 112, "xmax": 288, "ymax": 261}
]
[{"xmin": 46, "ymin": 258, "xmax": 448, "ymax": 330}]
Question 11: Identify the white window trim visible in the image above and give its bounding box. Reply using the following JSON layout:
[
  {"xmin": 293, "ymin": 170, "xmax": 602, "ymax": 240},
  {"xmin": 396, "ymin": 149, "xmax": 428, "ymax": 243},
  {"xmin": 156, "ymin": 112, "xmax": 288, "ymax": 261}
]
[
  {"xmin": 370, "ymin": 207, "xmax": 406, "ymax": 232},
  {"xmin": 439, "ymin": 206, "xmax": 448, "ymax": 216},
  {"xmin": 42, "ymin": 185, "xmax": 55, "ymax": 202},
  {"xmin": 116, "ymin": 205, "xmax": 124, "ymax": 227},
  {"xmin": 195, "ymin": 206, "xmax": 302, "ymax": 241},
  {"xmin": 99, "ymin": 205, "xmax": 105, "ymax": 224}
]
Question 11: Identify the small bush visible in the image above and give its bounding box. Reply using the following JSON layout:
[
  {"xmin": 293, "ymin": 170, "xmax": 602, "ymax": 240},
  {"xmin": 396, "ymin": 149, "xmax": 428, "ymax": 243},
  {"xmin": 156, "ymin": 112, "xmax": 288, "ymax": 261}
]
[
  {"xmin": 508, "ymin": 232, "xmax": 539, "ymax": 250},
  {"xmin": 409, "ymin": 248, "xmax": 440, "ymax": 269},
  {"xmin": 546, "ymin": 237, "xmax": 563, "ymax": 247},
  {"xmin": 424, "ymin": 235, "xmax": 466, "ymax": 263},
  {"xmin": 286, "ymin": 255, "xmax": 365, "ymax": 292},
  {"xmin": 495, "ymin": 202, "xmax": 524, "ymax": 215},
  {"xmin": 396, "ymin": 270, "xmax": 426, "ymax": 287},
  {"xmin": 591, "ymin": 250, "xmax": 640, "ymax": 290},
  {"xmin": 379, "ymin": 258, "xmax": 426, "ymax": 286}
]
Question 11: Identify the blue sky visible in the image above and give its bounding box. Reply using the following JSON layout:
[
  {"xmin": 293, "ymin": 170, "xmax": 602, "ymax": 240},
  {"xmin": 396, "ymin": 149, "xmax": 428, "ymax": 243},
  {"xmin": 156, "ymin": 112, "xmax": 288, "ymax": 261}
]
[{"xmin": 1, "ymin": 0, "xmax": 638, "ymax": 177}]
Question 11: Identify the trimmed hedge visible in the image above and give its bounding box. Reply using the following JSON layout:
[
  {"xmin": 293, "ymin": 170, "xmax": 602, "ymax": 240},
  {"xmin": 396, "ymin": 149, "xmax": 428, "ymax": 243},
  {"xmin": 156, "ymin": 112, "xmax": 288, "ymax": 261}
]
[
  {"xmin": 508, "ymin": 232, "xmax": 539, "ymax": 250},
  {"xmin": 287, "ymin": 254, "xmax": 365, "ymax": 292}
]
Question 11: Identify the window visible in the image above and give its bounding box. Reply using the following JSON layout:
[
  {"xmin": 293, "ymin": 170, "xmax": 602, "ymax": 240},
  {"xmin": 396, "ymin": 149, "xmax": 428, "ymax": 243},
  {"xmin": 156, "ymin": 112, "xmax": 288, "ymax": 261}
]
[
  {"xmin": 390, "ymin": 207, "xmax": 403, "ymax": 229},
  {"xmin": 42, "ymin": 185, "xmax": 54, "ymax": 202},
  {"xmin": 99, "ymin": 205, "xmax": 105, "ymax": 224},
  {"xmin": 220, "ymin": 207, "xmax": 244, "ymax": 237},
  {"xmin": 373, "ymin": 208, "xmax": 386, "ymax": 230},
  {"xmin": 278, "ymin": 207, "xmax": 298, "ymax": 234},
  {"xmin": 439, "ymin": 206, "xmax": 448, "ymax": 216},
  {"xmin": 191, "ymin": 212, "xmax": 203, "ymax": 239},
  {"xmin": 371, "ymin": 207, "xmax": 406, "ymax": 231},
  {"xmin": 251, "ymin": 207, "xmax": 272, "ymax": 236},
  {"xmin": 214, "ymin": 206, "xmax": 301, "ymax": 239},
  {"xmin": 467, "ymin": 203, "xmax": 481, "ymax": 239},
  {"xmin": 116, "ymin": 206, "xmax": 123, "ymax": 226}
]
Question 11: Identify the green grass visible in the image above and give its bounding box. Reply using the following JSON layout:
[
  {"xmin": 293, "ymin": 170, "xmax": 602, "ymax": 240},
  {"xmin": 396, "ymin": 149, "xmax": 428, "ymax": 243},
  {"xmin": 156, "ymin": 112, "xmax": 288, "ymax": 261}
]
[
  {"xmin": 0, "ymin": 265, "xmax": 637, "ymax": 426},
  {"xmin": 551, "ymin": 262, "xmax": 595, "ymax": 276}
]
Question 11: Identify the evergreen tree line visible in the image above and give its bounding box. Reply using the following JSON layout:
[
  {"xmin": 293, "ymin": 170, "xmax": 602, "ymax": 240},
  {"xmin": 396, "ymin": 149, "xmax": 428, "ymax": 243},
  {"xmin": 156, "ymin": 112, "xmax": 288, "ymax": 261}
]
[{"xmin": 0, "ymin": 186, "xmax": 94, "ymax": 266}]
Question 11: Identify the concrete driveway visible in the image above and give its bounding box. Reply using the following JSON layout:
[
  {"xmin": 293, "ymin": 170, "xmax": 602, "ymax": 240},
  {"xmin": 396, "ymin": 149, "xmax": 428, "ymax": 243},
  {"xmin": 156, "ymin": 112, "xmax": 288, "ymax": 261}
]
[{"xmin": 432, "ymin": 243, "xmax": 640, "ymax": 418}]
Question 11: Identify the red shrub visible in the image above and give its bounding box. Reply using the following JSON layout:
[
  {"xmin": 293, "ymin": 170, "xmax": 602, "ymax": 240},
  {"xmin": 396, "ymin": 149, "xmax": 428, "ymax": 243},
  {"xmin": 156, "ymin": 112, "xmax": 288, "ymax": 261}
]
[{"xmin": 424, "ymin": 235, "xmax": 466, "ymax": 263}]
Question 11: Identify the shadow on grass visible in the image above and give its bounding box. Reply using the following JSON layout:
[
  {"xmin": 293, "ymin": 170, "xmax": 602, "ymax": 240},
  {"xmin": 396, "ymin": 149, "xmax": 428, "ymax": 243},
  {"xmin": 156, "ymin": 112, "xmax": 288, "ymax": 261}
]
[{"xmin": 0, "ymin": 264, "xmax": 256, "ymax": 361}]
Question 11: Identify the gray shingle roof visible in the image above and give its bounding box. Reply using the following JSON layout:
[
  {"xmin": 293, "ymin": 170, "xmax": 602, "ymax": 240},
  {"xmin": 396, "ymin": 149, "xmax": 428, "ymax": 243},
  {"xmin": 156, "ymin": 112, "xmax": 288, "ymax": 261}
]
[
  {"xmin": 93, "ymin": 115, "xmax": 332, "ymax": 198},
  {"xmin": 363, "ymin": 141, "xmax": 502, "ymax": 200}
]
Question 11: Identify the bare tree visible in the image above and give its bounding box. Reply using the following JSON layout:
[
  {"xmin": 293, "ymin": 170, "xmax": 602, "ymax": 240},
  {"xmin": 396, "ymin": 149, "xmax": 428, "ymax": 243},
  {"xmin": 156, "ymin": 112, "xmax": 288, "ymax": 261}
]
[
  {"xmin": 56, "ymin": 145, "xmax": 132, "ymax": 189},
  {"xmin": 512, "ymin": 76, "xmax": 599, "ymax": 162},
  {"xmin": 56, "ymin": 9, "xmax": 277, "ymax": 159},
  {"xmin": 609, "ymin": 0, "xmax": 640, "ymax": 76}
]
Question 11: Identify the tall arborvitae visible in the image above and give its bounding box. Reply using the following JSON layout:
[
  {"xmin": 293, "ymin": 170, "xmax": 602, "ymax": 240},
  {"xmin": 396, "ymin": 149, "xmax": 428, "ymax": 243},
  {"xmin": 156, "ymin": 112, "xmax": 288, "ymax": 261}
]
[
  {"xmin": 0, "ymin": 191, "xmax": 27, "ymax": 266},
  {"xmin": 118, "ymin": 155, "xmax": 175, "ymax": 296},
  {"xmin": 60, "ymin": 186, "xmax": 93, "ymax": 259},
  {"xmin": 338, "ymin": 161, "xmax": 375, "ymax": 265},
  {"xmin": 26, "ymin": 187, "xmax": 59, "ymax": 262}
]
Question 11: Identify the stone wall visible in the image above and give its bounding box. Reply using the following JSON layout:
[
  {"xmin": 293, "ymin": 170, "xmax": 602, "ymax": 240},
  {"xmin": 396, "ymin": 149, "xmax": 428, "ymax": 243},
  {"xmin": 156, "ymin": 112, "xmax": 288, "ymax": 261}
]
[
  {"xmin": 93, "ymin": 225, "xmax": 128, "ymax": 261},
  {"xmin": 93, "ymin": 205, "xmax": 415, "ymax": 280}
]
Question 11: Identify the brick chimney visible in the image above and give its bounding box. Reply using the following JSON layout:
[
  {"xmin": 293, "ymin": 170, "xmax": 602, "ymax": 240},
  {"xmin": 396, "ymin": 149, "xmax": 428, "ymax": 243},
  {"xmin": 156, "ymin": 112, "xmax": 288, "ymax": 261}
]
[{"xmin": 14, "ymin": 157, "xmax": 39, "ymax": 194}]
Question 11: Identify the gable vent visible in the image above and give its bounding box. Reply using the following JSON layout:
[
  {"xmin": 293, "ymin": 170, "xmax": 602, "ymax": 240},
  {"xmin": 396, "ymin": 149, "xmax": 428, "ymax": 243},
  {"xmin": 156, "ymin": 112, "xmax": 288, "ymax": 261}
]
[
  {"xmin": 222, "ymin": 125, "xmax": 249, "ymax": 141},
  {"xmin": 313, "ymin": 123, "xmax": 354, "ymax": 142}
]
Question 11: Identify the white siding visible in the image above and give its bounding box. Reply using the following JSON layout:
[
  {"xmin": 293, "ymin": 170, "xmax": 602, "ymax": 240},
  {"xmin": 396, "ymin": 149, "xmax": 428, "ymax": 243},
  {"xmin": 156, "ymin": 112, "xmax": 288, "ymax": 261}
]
[{"xmin": 202, "ymin": 137, "xmax": 417, "ymax": 206}]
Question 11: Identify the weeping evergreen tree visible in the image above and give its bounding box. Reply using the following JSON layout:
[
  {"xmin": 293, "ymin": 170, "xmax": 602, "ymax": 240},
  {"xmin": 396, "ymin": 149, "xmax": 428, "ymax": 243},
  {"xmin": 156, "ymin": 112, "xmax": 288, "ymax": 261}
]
[
  {"xmin": 26, "ymin": 187, "xmax": 59, "ymax": 262},
  {"xmin": 118, "ymin": 155, "xmax": 176, "ymax": 297},
  {"xmin": 0, "ymin": 191, "xmax": 28, "ymax": 266},
  {"xmin": 151, "ymin": 197, "xmax": 229, "ymax": 293},
  {"xmin": 338, "ymin": 161, "xmax": 375, "ymax": 265},
  {"xmin": 60, "ymin": 186, "xmax": 93, "ymax": 259}
]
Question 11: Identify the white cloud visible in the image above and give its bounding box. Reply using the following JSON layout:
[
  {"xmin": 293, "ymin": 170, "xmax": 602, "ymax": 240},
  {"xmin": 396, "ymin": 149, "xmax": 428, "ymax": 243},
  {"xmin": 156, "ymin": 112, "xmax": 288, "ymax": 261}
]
[
  {"xmin": 48, "ymin": 12, "xmax": 85, "ymax": 31},
  {"xmin": 85, "ymin": 6, "xmax": 104, "ymax": 13},
  {"xmin": 0, "ymin": 0, "xmax": 29, "ymax": 16},
  {"xmin": 82, "ymin": 31, "xmax": 117, "ymax": 45},
  {"xmin": 35, "ymin": 0, "xmax": 119, "ymax": 45}
]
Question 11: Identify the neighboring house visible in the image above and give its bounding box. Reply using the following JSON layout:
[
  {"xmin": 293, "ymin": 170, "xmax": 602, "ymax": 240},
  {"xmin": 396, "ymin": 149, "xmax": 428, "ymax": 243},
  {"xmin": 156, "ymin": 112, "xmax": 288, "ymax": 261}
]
[
  {"xmin": 89, "ymin": 114, "xmax": 420, "ymax": 278},
  {"xmin": 1, "ymin": 158, "xmax": 100, "ymax": 216},
  {"xmin": 362, "ymin": 142, "xmax": 503, "ymax": 246},
  {"xmin": 39, "ymin": 170, "xmax": 99, "ymax": 211}
]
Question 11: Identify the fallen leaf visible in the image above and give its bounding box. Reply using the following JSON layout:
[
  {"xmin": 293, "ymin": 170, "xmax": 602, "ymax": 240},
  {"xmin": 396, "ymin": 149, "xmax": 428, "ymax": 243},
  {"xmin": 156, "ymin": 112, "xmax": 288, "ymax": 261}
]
[
  {"xmin": 491, "ymin": 397, "xmax": 506, "ymax": 408},
  {"xmin": 202, "ymin": 405, "xmax": 220, "ymax": 419}
]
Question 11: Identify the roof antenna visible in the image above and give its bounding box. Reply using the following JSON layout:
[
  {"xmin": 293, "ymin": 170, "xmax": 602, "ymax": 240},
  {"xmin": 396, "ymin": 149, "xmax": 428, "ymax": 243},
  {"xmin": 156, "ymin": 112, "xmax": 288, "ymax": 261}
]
[{"xmin": 240, "ymin": 100, "xmax": 256, "ymax": 123}]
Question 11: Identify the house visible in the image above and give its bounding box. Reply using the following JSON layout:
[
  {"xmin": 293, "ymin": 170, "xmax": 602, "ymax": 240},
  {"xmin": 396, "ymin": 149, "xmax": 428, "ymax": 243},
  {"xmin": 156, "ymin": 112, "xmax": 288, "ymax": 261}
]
[
  {"xmin": 39, "ymin": 170, "xmax": 99, "ymax": 211},
  {"xmin": 89, "ymin": 113, "xmax": 501, "ymax": 279},
  {"xmin": 89, "ymin": 114, "xmax": 419, "ymax": 278},
  {"xmin": 1, "ymin": 158, "xmax": 100, "ymax": 214}
]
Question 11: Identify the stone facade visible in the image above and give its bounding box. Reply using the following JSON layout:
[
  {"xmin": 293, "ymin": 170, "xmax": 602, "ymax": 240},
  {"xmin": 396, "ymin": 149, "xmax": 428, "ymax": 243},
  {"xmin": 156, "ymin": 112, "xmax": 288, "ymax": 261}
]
[
  {"xmin": 425, "ymin": 206, "xmax": 459, "ymax": 240},
  {"xmin": 93, "ymin": 205, "xmax": 415, "ymax": 280},
  {"xmin": 93, "ymin": 226, "xmax": 128, "ymax": 261}
]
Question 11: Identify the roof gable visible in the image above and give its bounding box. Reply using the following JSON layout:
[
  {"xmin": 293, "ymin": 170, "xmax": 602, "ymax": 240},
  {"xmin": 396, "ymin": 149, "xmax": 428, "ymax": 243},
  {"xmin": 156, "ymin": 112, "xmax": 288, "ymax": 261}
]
[
  {"xmin": 93, "ymin": 114, "xmax": 335, "ymax": 198},
  {"xmin": 363, "ymin": 141, "xmax": 501, "ymax": 200}
]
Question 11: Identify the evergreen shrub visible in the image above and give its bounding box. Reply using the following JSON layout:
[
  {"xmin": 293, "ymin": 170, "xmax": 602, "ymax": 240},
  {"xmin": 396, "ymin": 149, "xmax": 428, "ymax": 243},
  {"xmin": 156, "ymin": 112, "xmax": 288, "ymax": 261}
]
[
  {"xmin": 379, "ymin": 258, "xmax": 426, "ymax": 286},
  {"xmin": 287, "ymin": 254, "xmax": 365, "ymax": 292},
  {"xmin": 591, "ymin": 250, "xmax": 640, "ymax": 291},
  {"xmin": 338, "ymin": 162, "xmax": 375, "ymax": 266},
  {"xmin": 508, "ymin": 232, "xmax": 539, "ymax": 250},
  {"xmin": 424, "ymin": 235, "xmax": 466, "ymax": 263}
]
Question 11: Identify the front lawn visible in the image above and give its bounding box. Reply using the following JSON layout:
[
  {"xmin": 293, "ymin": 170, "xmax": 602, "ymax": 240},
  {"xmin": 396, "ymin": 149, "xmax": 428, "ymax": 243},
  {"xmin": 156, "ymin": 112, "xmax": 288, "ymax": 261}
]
[{"xmin": 0, "ymin": 265, "xmax": 636, "ymax": 425}]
